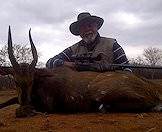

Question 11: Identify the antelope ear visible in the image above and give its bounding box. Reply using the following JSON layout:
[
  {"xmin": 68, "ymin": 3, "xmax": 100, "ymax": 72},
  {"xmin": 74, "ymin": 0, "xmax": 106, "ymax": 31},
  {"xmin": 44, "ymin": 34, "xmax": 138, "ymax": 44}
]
[
  {"xmin": 8, "ymin": 26, "xmax": 20, "ymax": 72},
  {"xmin": 29, "ymin": 29, "xmax": 38, "ymax": 70}
]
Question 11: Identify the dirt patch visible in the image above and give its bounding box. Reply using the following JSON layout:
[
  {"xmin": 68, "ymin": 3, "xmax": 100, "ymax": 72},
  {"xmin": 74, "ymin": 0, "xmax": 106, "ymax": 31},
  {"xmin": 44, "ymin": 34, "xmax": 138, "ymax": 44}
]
[{"xmin": 0, "ymin": 90, "xmax": 162, "ymax": 132}]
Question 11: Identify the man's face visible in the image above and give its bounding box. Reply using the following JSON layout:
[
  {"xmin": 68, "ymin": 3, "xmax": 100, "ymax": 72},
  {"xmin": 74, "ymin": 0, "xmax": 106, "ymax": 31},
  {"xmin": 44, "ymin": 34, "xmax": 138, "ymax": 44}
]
[{"xmin": 79, "ymin": 21, "xmax": 98, "ymax": 44}]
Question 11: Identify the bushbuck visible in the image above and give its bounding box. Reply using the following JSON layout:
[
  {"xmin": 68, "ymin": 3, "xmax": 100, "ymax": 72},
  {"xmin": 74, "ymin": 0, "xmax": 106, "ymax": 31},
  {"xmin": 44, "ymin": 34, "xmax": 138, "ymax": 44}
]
[{"xmin": 0, "ymin": 27, "xmax": 161, "ymax": 117}]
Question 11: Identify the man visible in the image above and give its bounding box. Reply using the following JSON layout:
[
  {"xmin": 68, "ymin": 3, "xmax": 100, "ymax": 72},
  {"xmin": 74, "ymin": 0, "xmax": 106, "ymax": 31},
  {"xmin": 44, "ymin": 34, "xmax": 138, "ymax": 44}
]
[{"xmin": 46, "ymin": 12, "xmax": 129, "ymax": 72}]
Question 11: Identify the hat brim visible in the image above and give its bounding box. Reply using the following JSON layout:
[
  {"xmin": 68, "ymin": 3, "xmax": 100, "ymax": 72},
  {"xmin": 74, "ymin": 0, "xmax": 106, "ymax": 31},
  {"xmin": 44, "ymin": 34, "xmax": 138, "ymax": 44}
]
[{"xmin": 70, "ymin": 16, "xmax": 104, "ymax": 36}]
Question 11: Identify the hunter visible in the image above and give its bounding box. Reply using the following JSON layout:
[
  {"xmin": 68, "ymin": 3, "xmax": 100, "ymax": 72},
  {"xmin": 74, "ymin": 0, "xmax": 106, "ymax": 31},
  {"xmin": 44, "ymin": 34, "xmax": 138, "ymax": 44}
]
[{"xmin": 46, "ymin": 12, "xmax": 130, "ymax": 72}]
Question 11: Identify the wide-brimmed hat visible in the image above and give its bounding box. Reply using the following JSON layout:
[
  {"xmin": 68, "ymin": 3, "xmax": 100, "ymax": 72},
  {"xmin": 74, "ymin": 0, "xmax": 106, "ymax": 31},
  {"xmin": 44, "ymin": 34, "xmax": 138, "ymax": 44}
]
[{"xmin": 69, "ymin": 12, "xmax": 104, "ymax": 36}]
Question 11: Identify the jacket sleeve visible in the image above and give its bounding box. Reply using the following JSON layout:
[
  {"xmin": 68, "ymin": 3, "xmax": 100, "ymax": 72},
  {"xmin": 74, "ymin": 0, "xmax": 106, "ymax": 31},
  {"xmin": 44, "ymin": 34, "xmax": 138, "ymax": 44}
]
[
  {"xmin": 113, "ymin": 40, "xmax": 132, "ymax": 72},
  {"xmin": 46, "ymin": 47, "xmax": 73, "ymax": 68},
  {"xmin": 113, "ymin": 40, "xmax": 129, "ymax": 64}
]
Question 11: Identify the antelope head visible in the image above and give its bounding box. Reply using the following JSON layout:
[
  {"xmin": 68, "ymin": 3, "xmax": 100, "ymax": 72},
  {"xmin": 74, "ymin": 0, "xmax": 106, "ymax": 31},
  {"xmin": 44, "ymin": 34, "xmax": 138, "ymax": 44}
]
[{"xmin": 8, "ymin": 26, "xmax": 38, "ymax": 106}]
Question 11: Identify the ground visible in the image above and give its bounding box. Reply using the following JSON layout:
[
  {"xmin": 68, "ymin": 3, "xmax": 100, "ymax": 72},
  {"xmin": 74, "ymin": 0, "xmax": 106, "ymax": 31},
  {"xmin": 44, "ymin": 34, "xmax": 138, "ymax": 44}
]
[{"xmin": 0, "ymin": 90, "xmax": 162, "ymax": 132}]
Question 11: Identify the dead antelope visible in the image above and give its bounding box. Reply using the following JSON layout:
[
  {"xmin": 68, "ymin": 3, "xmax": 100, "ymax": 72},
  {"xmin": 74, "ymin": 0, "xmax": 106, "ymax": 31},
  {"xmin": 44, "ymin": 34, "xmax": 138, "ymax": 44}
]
[{"xmin": 0, "ymin": 27, "xmax": 161, "ymax": 117}]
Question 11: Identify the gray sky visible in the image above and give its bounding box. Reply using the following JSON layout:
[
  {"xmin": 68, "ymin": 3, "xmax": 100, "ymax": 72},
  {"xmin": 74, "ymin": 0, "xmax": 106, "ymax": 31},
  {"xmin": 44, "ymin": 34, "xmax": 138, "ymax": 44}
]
[{"xmin": 0, "ymin": 0, "xmax": 162, "ymax": 63}]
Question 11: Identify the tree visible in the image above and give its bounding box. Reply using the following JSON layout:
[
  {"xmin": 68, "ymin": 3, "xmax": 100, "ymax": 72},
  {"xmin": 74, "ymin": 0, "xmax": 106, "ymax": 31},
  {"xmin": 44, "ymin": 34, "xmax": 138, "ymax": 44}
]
[
  {"xmin": 129, "ymin": 47, "xmax": 162, "ymax": 66},
  {"xmin": 0, "ymin": 44, "xmax": 45, "ymax": 67},
  {"xmin": 129, "ymin": 47, "xmax": 162, "ymax": 79},
  {"xmin": 0, "ymin": 45, "xmax": 9, "ymax": 66},
  {"xmin": 143, "ymin": 47, "xmax": 162, "ymax": 66},
  {"xmin": 129, "ymin": 56, "xmax": 146, "ymax": 66},
  {"xmin": 0, "ymin": 46, "xmax": 8, "ymax": 66}
]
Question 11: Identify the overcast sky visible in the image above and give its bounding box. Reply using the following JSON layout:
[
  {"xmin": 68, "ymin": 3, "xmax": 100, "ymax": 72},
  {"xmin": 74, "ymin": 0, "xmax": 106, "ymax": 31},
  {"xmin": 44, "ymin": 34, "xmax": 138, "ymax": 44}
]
[{"xmin": 0, "ymin": 0, "xmax": 162, "ymax": 63}]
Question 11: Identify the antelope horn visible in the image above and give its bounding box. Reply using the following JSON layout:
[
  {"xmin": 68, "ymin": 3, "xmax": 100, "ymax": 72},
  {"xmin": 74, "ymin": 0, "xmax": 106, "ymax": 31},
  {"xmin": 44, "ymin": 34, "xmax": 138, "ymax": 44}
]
[
  {"xmin": 29, "ymin": 28, "xmax": 38, "ymax": 69},
  {"xmin": 8, "ymin": 26, "xmax": 20, "ymax": 71}
]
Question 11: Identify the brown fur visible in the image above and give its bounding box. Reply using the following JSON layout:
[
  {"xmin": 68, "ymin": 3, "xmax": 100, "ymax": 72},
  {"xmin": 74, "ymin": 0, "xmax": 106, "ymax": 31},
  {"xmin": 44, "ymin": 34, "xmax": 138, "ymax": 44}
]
[
  {"xmin": 30, "ymin": 67, "xmax": 160, "ymax": 113},
  {"xmin": 0, "ymin": 65, "xmax": 161, "ymax": 117}
]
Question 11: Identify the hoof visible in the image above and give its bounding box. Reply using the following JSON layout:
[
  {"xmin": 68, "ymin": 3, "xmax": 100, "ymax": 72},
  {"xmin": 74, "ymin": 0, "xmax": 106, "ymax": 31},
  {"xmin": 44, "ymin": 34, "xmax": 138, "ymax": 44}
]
[{"xmin": 16, "ymin": 105, "xmax": 36, "ymax": 118}]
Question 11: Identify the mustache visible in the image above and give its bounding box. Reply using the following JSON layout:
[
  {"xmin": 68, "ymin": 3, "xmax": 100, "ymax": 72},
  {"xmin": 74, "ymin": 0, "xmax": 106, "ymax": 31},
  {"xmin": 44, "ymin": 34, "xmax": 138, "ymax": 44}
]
[{"xmin": 82, "ymin": 31, "xmax": 94, "ymax": 38}]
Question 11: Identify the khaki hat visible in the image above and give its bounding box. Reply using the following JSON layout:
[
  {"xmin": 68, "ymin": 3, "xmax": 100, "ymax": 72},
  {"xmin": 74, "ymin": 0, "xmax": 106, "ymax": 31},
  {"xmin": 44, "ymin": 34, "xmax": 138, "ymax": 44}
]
[{"xmin": 69, "ymin": 12, "xmax": 104, "ymax": 36}]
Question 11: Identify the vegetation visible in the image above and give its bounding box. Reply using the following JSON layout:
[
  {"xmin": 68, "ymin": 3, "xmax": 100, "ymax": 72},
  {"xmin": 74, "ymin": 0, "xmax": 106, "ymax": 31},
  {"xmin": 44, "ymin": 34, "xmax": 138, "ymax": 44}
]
[
  {"xmin": 130, "ymin": 47, "xmax": 162, "ymax": 66},
  {"xmin": 129, "ymin": 47, "xmax": 162, "ymax": 79},
  {"xmin": 0, "ymin": 44, "xmax": 45, "ymax": 68}
]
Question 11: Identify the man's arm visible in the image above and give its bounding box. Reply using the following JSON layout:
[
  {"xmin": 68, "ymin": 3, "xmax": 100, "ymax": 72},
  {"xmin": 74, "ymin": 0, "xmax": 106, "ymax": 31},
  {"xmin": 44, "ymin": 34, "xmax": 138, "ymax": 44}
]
[
  {"xmin": 46, "ymin": 47, "xmax": 74, "ymax": 68},
  {"xmin": 113, "ymin": 41, "xmax": 132, "ymax": 72},
  {"xmin": 113, "ymin": 40, "xmax": 129, "ymax": 64}
]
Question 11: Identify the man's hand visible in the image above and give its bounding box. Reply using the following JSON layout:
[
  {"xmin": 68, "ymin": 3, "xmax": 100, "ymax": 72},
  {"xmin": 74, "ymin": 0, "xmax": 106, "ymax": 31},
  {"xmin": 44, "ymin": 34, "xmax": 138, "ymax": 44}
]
[
  {"xmin": 64, "ymin": 61, "xmax": 75, "ymax": 69},
  {"xmin": 75, "ymin": 62, "xmax": 91, "ymax": 71}
]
